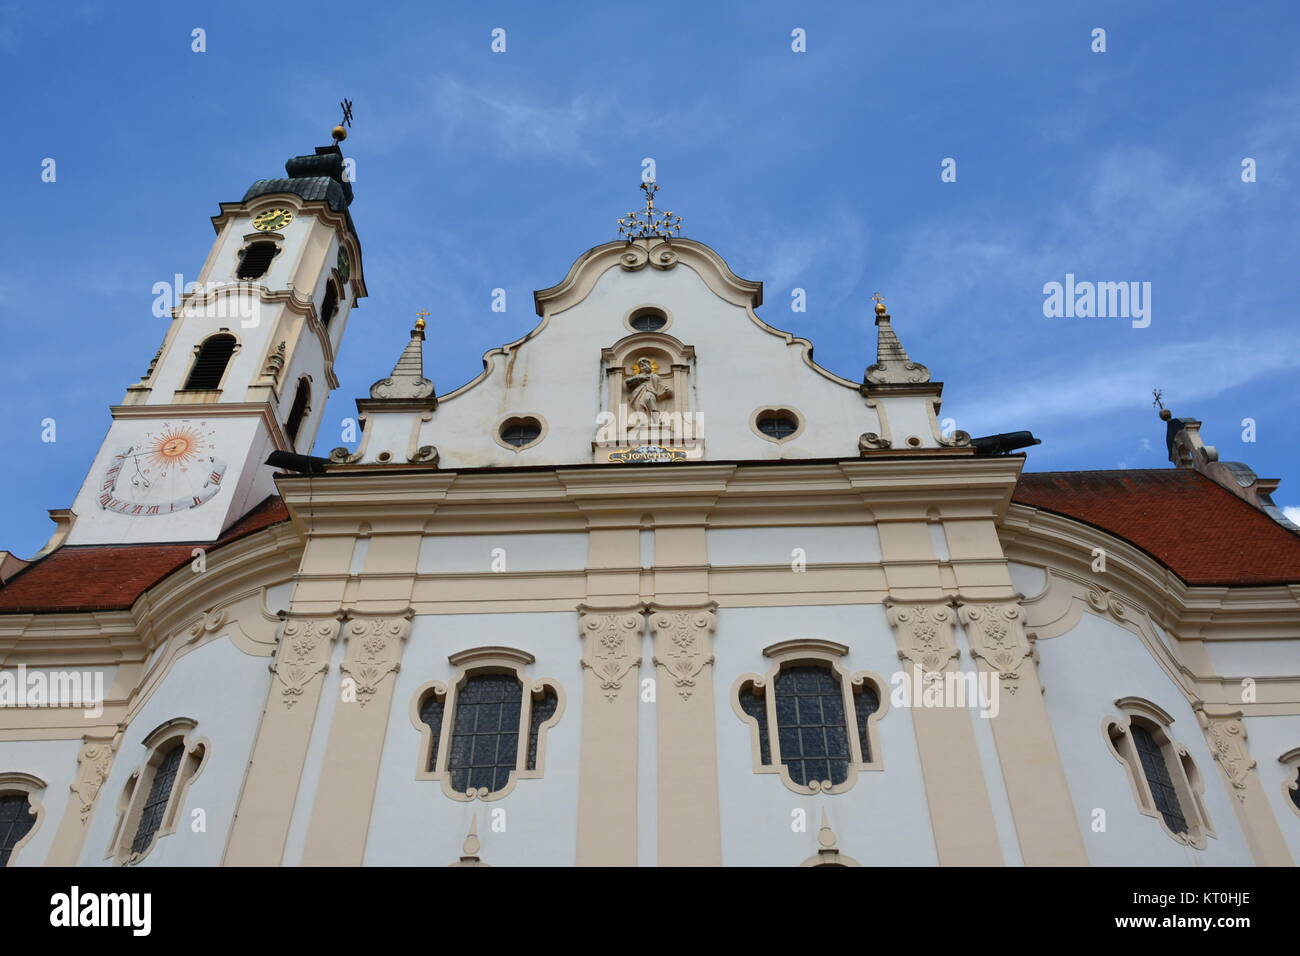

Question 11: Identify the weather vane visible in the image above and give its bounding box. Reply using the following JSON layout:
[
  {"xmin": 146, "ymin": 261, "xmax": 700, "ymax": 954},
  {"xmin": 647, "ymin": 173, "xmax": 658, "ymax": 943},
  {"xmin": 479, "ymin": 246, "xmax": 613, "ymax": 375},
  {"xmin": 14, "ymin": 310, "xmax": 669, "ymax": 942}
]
[
  {"xmin": 332, "ymin": 98, "xmax": 354, "ymax": 143},
  {"xmin": 1152, "ymin": 388, "xmax": 1164, "ymax": 411},
  {"xmin": 617, "ymin": 181, "xmax": 683, "ymax": 241},
  {"xmin": 415, "ymin": 309, "xmax": 429, "ymax": 331}
]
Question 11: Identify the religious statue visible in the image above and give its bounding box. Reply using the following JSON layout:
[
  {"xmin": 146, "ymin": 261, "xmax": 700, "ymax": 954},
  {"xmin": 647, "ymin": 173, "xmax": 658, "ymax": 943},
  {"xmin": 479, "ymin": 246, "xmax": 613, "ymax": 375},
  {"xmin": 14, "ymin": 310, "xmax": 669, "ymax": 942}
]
[{"xmin": 626, "ymin": 357, "xmax": 672, "ymax": 419}]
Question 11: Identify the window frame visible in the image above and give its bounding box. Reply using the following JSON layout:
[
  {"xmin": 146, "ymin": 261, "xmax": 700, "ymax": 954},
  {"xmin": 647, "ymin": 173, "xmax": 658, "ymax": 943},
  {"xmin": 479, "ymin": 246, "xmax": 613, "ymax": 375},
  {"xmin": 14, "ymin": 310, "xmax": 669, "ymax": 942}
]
[
  {"xmin": 492, "ymin": 414, "xmax": 548, "ymax": 453},
  {"xmin": 234, "ymin": 238, "xmax": 281, "ymax": 280},
  {"xmin": 284, "ymin": 376, "xmax": 312, "ymax": 447},
  {"xmin": 750, "ymin": 406, "xmax": 806, "ymax": 445},
  {"xmin": 180, "ymin": 332, "xmax": 240, "ymax": 394},
  {"xmin": 1104, "ymin": 697, "xmax": 1213, "ymax": 849},
  {"xmin": 730, "ymin": 639, "xmax": 887, "ymax": 795},
  {"xmin": 107, "ymin": 717, "xmax": 208, "ymax": 865},
  {"xmin": 0, "ymin": 773, "xmax": 46, "ymax": 867},
  {"xmin": 409, "ymin": 647, "xmax": 563, "ymax": 803}
]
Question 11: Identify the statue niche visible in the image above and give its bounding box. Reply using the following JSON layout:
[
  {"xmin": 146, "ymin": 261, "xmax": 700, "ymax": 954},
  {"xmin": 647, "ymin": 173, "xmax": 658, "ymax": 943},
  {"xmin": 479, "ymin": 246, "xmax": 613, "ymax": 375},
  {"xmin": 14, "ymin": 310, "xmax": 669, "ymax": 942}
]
[{"xmin": 597, "ymin": 332, "xmax": 702, "ymax": 459}]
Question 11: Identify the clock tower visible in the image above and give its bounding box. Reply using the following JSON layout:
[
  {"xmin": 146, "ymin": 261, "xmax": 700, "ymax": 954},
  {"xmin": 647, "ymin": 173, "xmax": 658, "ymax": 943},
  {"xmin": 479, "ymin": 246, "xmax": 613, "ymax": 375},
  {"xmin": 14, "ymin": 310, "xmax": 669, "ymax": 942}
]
[{"xmin": 61, "ymin": 127, "xmax": 365, "ymax": 546}]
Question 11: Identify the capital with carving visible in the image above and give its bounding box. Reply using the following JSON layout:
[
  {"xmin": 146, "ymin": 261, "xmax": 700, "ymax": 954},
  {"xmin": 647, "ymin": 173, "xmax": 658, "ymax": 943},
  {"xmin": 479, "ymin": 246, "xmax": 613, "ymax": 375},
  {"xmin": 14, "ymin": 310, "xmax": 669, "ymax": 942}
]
[
  {"xmin": 649, "ymin": 605, "xmax": 716, "ymax": 701},
  {"xmin": 70, "ymin": 734, "xmax": 117, "ymax": 821},
  {"xmin": 341, "ymin": 612, "xmax": 413, "ymax": 705},
  {"xmin": 1195, "ymin": 706, "xmax": 1257, "ymax": 803},
  {"xmin": 272, "ymin": 613, "xmax": 341, "ymax": 708},
  {"xmin": 886, "ymin": 603, "xmax": 958, "ymax": 680},
  {"xmin": 578, "ymin": 607, "xmax": 645, "ymax": 703},
  {"xmin": 957, "ymin": 602, "xmax": 1032, "ymax": 694}
]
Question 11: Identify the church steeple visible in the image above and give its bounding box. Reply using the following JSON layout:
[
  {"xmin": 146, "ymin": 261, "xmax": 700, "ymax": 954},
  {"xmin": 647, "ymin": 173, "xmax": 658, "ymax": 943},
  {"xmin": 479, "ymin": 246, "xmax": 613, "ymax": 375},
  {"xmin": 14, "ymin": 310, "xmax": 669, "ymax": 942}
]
[{"xmin": 59, "ymin": 120, "xmax": 366, "ymax": 547}]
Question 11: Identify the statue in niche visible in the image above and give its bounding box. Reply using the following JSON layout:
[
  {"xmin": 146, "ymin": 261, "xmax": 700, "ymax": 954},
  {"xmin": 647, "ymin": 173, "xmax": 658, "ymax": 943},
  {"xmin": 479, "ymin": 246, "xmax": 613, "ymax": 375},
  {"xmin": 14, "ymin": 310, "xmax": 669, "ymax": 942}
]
[{"xmin": 626, "ymin": 357, "xmax": 672, "ymax": 419}]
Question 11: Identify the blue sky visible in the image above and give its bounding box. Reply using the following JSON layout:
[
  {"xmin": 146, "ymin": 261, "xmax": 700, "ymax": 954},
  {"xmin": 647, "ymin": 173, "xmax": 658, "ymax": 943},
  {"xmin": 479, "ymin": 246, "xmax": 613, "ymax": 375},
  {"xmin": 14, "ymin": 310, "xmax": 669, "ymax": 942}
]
[{"xmin": 2, "ymin": 1, "xmax": 1298, "ymax": 556}]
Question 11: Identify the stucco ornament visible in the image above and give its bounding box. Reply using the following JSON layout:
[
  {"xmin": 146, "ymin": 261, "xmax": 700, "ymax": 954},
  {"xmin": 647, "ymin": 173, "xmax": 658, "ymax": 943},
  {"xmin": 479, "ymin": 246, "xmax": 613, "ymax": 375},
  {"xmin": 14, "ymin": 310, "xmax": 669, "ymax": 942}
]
[
  {"xmin": 958, "ymin": 603, "xmax": 1032, "ymax": 694},
  {"xmin": 72, "ymin": 738, "xmax": 116, "ymax": 821},
  {"xmin": 341, "ymin": 616, "xmax": 411, "ymax": 705},
  {"xmin": 887, "ymin": 604, "xmax": 957, "ymax": 680},
  {"xmin": 272, "ymin": 616, "xmax": 340, "ymax": 708},
  {"xmin": 651, "ymin": 608, "xmax": 716, "ymax": 701},
  {"xmin": 579, "ymin": 611, "xmax": 644, "ymax": 702},
  {"xmin": 1204, "ymin": 716, "xmax": 1256, "ymax": 803}
]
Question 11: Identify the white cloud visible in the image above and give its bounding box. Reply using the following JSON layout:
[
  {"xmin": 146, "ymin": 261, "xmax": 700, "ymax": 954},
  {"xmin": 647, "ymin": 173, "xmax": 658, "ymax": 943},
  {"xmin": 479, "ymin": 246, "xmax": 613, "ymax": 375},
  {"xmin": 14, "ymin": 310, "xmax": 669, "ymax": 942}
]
[{"xmin": 1285, "ymin": 506, "xmax": 1300, "ymax": 526}]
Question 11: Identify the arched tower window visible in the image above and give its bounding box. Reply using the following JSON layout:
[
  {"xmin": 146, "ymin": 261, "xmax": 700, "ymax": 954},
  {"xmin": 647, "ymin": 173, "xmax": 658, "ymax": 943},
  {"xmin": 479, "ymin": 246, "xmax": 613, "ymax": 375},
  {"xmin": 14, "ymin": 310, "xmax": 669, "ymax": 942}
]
[
  {"xmin": 320, "ymin": 280, "xmax": 339, "ymax": 328},
  {"xmin": 183, "ymin": 334, "xmax": 236, "ymax": 391},
  {"xmin": 235, "ymin": 241, "xmax": 278, "ymax": 280},
  {"xmin": 284, "ymin": 378, "xmax": 311, "ymax": 447}
]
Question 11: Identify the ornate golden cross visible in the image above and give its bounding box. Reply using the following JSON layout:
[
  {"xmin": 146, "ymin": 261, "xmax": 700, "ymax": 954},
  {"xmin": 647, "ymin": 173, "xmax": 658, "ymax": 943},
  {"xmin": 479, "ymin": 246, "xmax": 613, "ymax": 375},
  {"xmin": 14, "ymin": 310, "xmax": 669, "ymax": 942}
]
[{"xmin": 415, "ymin": 309, "xmax": 429, "ymax": 330}]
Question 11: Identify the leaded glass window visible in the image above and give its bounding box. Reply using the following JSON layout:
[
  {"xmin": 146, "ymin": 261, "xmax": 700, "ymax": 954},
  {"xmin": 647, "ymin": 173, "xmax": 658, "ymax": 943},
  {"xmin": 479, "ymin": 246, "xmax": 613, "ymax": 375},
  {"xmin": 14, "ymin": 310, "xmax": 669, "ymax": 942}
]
[
  {"xmin": 774, "ymin": 665, "xmax": 851, "ymax": 787},
  {"xmin": 526, "ymin": 687, "xmax": 558, "ymax": 771},
  {"xmin": 1131, "ymin": 723, "xmax": 1189, "ymax": 835},
  {"xmin": 419, "ymin": 691, "xmax": 446, "ymax": 773},
  {"xmin": 0, "ymin": 794, "xmax": 35, "ymax": 867},
  {"xmin": 738, "ymin": 683, "xmax": 771, "ymax": 765},
  {"xmin": 1290, "ymin": 776, "xmax": 1300, "ymax": 812},
  {"xmin": 852, "ymin": 682, "xmax": 880, "ymax": 762},
  {"xmin": 448, "ymin": 674, "xmax": 523, "ymax": 795},
  {"xmin": 130, "ymin": 744, "xmax": 183, "ymax": 855}
]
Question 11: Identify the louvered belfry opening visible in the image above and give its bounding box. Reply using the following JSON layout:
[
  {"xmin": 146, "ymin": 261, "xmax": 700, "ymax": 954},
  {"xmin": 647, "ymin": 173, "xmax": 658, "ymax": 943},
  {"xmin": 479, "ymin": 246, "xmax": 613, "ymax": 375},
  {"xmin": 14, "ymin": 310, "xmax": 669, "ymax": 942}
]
[
  {"xmin": 236, "ymin": 241, "xmax": 277, "ymax": 279},
  {"xmin": 320, "ymin": 281, "xmax": 339, "ymax": 327},
  {"xmin": 285, "ymin": 378, "xmax": 311, "ymax": 445},
  {"xmin": 183, "ymin": 334, "xmax": 237, "ymax": 390}
]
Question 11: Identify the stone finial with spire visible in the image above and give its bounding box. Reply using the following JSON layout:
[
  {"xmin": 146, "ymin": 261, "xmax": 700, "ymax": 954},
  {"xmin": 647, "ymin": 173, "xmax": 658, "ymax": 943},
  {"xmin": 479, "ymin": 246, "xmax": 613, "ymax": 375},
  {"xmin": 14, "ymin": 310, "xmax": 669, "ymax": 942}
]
[
  {"xmin": 369, "ymin": 311, "xmax": 436, "ymax": 404},
  {"xmin": 864, "ymin": 293, "xmax": 931, "ymax": 386}
]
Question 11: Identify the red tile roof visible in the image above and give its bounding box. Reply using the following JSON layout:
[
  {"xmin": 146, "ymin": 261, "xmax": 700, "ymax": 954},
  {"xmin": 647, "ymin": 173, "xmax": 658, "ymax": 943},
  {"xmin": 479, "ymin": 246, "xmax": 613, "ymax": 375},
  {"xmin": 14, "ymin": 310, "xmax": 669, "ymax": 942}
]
[
  {"xmin": 1013, "ymin": 469, "xmax": 1300, "ymax": 586},
  {"xmin": 0, "ymin": 497, "xmax": 291, "ymax": 614}
]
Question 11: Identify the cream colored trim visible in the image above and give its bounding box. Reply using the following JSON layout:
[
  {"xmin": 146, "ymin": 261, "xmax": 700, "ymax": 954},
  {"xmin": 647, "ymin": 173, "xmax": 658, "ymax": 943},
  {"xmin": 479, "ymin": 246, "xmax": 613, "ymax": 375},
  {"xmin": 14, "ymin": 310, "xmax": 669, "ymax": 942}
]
[
  {"xmin": 1104, "ymin": 700, "xmax": 1211, "ymax": 850},
  {"xmin": 649, "ymin": 604, "xmax": 721, "ymax": 865},
  {"xmin": 300, "ymin": 611, "xmax": 412, "ymax": 866},
  {"xmin": 730, "ymin": 638, "xmax": 887, "ymax": 796},
  {"xmin": 749, "ymin": 406, "xmax": 806, "ymax": 445},
  {"xmin": 0, "ymin": 772, "xmax": 46, "ymax": 866},
  {"xmin": 493, "ymin": 413, "xmax": 549, "ymax": 453},
  {"xmin": 800, "ymin": 811, "xmax": 860, "ymax": 867},
  {"xmin": 412, "ymin": 645, "xmax": 564, "ymax": 804}
]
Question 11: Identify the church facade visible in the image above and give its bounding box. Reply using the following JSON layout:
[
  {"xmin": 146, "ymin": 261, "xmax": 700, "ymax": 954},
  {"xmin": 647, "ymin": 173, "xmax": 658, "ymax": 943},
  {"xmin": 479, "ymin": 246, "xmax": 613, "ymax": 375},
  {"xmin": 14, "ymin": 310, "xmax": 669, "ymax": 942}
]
[{"xmin": 1, "ymin": 133, "xmax": 1299, "ymax": 867}]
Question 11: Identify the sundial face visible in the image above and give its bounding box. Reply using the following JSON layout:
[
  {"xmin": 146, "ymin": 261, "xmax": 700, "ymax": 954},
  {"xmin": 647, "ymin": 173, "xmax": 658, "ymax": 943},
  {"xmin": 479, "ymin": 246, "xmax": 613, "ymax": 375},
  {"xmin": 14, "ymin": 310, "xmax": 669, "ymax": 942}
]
[{"xmin": 98, "ymin": 423, "xmax": 227, "ymax": 516}]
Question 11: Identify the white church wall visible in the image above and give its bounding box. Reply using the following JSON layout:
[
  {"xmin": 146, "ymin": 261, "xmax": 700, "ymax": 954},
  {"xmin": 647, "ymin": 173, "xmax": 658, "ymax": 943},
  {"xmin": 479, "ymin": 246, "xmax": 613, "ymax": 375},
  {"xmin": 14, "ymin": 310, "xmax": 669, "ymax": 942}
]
[
  {"xmin": 707, "ymin": 524, "xmax": 881, "ymax": 567},
  {"xmin": 1240, "ymin": 713, "xmax": 1300, "ymax": 863},
  {"xmin": 79, "ymin": 634, "xmax": 271, "ymax": 866},
  {"xmin": 1204, "ymin": 639, "xmax": 1300, "ymax": 679},
  {"xmin": 1035, "ymin": 612, "xmax": 1255, "ymax": 865},
  {"xmin": 365, "ymin": 611, "xmax": 583, "ymax": 866},
  {"xmin": 713, "ymin": 604, "xmax": 938, "ymax": 866},
  {"xmin": 1006, "ymin": 561, "xmax": 1048, "ymax": 600},
  {"xmin": 0, "ymin": 737, "xmax": 83, "ymax": 866},
  {"xmin": 420, "ymin": 261, "xmax": 883, "ymax": 468},
  {"xmin": 417, "ymin": 532, "xmax": 588, "ymax": 574}
]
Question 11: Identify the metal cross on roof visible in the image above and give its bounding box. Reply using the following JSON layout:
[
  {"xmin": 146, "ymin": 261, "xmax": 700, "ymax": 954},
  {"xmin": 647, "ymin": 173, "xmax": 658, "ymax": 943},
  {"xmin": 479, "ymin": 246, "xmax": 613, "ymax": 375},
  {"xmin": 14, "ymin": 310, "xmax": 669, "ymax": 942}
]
[
  {"xmin": 1152, "ymin": 388, "xmax": 1165, "ymax": 411},
  {"xmin": 617, "ymin": 180, "xmax": 683, "ymax": 241},
  {"xmin": 339, "ymin": 98, "xmax": 354, "ymax": 129}
]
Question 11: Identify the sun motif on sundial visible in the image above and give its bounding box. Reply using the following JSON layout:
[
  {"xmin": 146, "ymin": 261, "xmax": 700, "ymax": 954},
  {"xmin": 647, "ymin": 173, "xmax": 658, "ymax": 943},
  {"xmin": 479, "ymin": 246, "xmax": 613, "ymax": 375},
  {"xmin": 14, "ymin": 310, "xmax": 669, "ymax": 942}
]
[{"xmin": 98, "ymin": 422, "xmax": 227, "ymax": 516}]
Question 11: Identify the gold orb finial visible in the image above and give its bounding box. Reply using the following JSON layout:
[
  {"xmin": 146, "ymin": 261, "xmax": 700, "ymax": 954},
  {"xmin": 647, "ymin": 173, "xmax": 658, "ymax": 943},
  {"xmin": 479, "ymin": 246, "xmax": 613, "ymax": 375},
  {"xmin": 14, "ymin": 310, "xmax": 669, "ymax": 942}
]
[
  {"xmin": 332, "ymin": 125, "xmax": 348, "ymax": 142},
  {"xmin": 871, "ymin": 291, "xmax": 887, "ymax": 315},
  {"xmin": 415, "ymin": 309, "xmax": 429, "ymax": 332}
]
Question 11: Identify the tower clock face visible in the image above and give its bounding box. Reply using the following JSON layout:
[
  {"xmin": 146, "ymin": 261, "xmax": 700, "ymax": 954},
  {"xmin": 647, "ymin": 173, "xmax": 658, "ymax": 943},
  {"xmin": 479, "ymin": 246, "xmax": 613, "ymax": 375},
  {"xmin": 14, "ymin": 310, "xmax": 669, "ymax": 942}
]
[
  {"xmin": 253, "ymin": 208, "xmax": 294, "ymax": 232},
  {"xmin": 99, "ymin": 424, "xmax": 228, "ymax": 516}
]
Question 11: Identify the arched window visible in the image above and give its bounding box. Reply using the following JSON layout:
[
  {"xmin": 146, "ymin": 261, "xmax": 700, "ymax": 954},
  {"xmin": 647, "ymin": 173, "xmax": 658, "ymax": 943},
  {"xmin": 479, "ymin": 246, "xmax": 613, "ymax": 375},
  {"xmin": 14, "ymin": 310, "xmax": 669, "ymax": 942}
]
[
  {"xmin": 235, "ymin": 241, "xmax": 278, "ymax": 280},
  {"xmin": 183, "ymin": 334, "xmax": 236, "ymax": 391},
  {"xmin": 284, "ymin": 378, "xmax": 311, "ymax": 446},
  {"xmin": 130, "ymin": 744, "xmax": 183, "ymax": 856},
  {"xmin": 1105, "ymin": 698, "xmax": 1212, "ymax": 848},
  {"xmin": 109, "ymin": 718, "xmax": 207, "ymax": 864},
  {"xmin": 1282, "ymin": 749, "xmax": 1300, "ymax": 817},
  {"xmin": 733, "ymin": 640, "xmax": 887, "ymax": 795},
  {"xmin": 320, "ymin": 280, "xmax": 339, "ymax": 328},
  {"xmin": 0, "ymin": 793, "xmax": 37, "ymax": 867},
  {"xmin": 411, "ymin": 648, "xmax": 563, "ymax": 802}
]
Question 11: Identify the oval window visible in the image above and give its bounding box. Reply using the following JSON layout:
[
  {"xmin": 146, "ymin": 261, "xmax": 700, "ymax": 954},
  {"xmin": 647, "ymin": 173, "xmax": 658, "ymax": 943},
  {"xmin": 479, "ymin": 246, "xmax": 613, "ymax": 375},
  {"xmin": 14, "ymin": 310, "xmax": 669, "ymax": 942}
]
[
  {"xmin": 629, "ymin": 307, "xmax": 668, "ymax": 332},
  {"xmin": 499, "ymin": 417, "xmax": 542, "ymax": 448}
]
